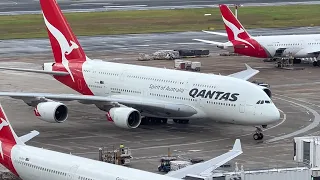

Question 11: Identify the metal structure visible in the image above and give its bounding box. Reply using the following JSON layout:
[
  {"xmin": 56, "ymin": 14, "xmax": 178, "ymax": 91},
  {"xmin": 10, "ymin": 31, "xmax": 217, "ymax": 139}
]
[{"xmin": 99, "ymin": 146, "xmax": 132, "ymax": 166}]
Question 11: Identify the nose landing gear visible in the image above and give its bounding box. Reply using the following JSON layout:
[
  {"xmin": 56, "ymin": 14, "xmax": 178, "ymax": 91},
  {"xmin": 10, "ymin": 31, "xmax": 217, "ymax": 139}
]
[{"xmin": 253, "ymin": 126, "xmax": 264, "ymax": 140}]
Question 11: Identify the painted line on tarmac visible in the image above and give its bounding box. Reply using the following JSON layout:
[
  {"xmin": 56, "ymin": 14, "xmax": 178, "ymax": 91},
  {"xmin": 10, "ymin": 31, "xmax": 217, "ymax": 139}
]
[
  {"xmin": 266, "ymin": 95, "xmax": 320, "ymax": 143},
  {"xmin": 130, "ymin": 138, "xmax": 229, "ymax": 151}
]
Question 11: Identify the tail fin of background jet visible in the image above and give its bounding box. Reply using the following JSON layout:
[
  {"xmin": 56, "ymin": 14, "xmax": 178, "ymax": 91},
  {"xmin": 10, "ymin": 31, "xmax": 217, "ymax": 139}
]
[
  {"xmin": 40, "ymin": 0, "xmax": 87, "ymax": 64},
  {"xmin": 219, "ymin": 4, "xmax": 251, "ymax": 41}
]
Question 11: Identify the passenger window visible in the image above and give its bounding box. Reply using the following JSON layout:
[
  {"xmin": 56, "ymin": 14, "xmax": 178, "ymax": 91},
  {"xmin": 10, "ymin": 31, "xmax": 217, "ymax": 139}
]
[{"xmin": 265, "ymin": 100, "xmax": 270, "ymax": 104}]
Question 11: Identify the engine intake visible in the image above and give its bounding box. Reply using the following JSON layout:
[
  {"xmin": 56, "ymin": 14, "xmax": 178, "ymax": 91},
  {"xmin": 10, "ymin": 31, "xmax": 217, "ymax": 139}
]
[
  {"xmin": 108, "ymin": 107, "xmax": 141, "ymax": 129},
  {"xmin": 35, "ymin": 102, "xmax": 68, "ymax": 123},
  {"xmin": 262, "ymin": 88, "xmax": 272, "ymax": 98}
]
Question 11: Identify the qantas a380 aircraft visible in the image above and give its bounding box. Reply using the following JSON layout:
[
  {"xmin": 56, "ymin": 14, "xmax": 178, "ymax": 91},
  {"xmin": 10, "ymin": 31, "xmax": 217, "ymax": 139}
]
[
  {"xmin": 0, "ymin": 103, "xmax": 243, "ymax": 180},
  {"xmin": 194, "ymin": 4, "xmax": 320, "ymax": 65},
  {"xmin": 0, "ymin": 0, "xmax": 280, "ymax": 140}
]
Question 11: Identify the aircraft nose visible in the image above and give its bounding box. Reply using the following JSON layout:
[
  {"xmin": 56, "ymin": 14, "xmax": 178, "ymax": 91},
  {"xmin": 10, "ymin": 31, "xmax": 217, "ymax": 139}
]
[{"xmin": 269, "ymin": 105, "xmax": 281, "ymax": 123}]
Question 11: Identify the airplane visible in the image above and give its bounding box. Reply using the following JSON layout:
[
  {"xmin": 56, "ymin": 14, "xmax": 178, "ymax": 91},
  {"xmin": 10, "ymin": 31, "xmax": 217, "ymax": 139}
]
[
  {"xmin": 0, "ymin": 102, "xmax": 243, "ymax": 180},
  {"xmin": 0, "ymin": 0, "xmax": 280, "ymax": 140},
  {"xmin": 193, "ymin": 4, "xmax": 320, "ymax": 66}
]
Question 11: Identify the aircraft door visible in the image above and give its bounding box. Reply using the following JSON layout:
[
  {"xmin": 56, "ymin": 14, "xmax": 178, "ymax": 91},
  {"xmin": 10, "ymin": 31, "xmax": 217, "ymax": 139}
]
[
  {"xmin": 239, "ymin": 102, "xmax": 245, "ymax": 113},
  {"xmin": 120, "ymin": 69, "xmax": 127, "ymax": 81},
  {"xmin": 66, "ymin": 165, "xmax": 79, "ymax": 180}
]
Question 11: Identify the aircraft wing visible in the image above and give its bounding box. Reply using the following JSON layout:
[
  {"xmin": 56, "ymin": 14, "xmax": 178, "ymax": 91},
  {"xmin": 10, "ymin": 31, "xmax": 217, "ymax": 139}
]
[
  {"xmin": 0, "ymin": 92, "xmax": 197, "ymax": 118},
  {"xmin": 306, "ymin": 47, "xmax": 320, "ymax": 55},
  {"xmin": 166, "ymin": 139, "xmax": 242, "ymax": 179},
  {"xmin": 193, "ymin": 39, "xmax": 224, "ymax": 46},
  {"xmin": 228, "ymin": 64, "xmax": 259, "ymax": 81},
  {"xmin": 202, "ymin": 30, "xmax": 228, "ymax": 37}
]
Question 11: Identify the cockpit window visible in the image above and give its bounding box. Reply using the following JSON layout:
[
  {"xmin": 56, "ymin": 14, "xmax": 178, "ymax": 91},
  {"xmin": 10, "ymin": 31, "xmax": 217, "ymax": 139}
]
[{"xmin": 257, "ymin": 100, "xmax": 272, "ymax": 104}]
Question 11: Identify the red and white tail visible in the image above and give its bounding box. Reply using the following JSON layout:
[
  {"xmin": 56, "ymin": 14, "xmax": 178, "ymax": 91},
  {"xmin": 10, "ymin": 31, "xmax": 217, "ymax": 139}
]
[
  {"xmin": 219, "ymin": 4, "xmax": 251, "ymax": 41},
  {"xmin": 0, "ymin": 104, "xmax": 23, "ymax": 145},
  {"xmin": 39, "ymin": 0, "xmax": 94, "ymax": 95},
  {"xmin": 0, "ymin": 104, "xmax": 22, "ymax": 177},
  {"xmin": 40, "ymin": 0, "xmax": 87, "ymax": 64}
]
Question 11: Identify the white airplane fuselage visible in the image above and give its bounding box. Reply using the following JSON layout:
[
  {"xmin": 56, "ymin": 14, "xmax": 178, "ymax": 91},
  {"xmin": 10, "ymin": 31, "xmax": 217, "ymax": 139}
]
[
  {"xmin": 221, "ymin": 34, "xmax": 320, "ymax": 58},
  {"xmin": 11, "ymin": 144, "xmax": 178, "ymax": 180},
  {"xmin": 48, "ymin": 60, "xmax": 280, "ymax": 126},
  {"xmin": 254, "ymin": 34, "xmax": 320, "ymax": 58}
]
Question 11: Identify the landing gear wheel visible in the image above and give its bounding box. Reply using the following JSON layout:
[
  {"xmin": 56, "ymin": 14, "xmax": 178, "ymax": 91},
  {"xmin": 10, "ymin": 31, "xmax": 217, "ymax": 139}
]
[
  {"xmin": 253, "ymin": 127, "xmax": 264, "ymax": 140},
  {"xmin": 173, "ymin": 119, "xmax": 189, "ymax": 124},
  {"xmin": 313, "ymin": 61, "xmax": 318, "ymax": 66},
  {"xmin": 253, "ymin": 133, "xmax": 263, "ymax": 140},
  {"xmin": 161, "ymin": 119, "xmax": 168, "ymax": 124},
  {"xmin": 258, "ymin": 133, "xmax": 264, "ymax": 140},
  {"xmin": 182, "ymin": 120, "xmax": 189, "ymax": 124},
  {"xmin": 253, "ymin": 133, "xmax": 260, "ymax": 140}
]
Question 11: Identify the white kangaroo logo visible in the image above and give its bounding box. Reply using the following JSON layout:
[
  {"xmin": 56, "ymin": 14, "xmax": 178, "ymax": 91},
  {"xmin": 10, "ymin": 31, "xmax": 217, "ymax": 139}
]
[
  {"xmin": 0, "ymin": 118, "xmax": 8, "ymax": 131},
  {"xmin": 222, "ymin": 16, "xmax": 255, "ymax": 49},
  {"xmin": 42, "ymin": 13, "xmax": 79, "ymax": 82}
]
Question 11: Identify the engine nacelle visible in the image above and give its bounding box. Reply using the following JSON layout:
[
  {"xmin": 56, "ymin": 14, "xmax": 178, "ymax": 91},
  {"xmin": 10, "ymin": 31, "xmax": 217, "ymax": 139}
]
[
  {"xmin": 35, "ymin": 102, "xmax": 68, "ymax": 123},
  {"xmin": 252, "ymin": 81, "xmax": 272, "ymax": 98},
  {"xmin": 255, "ymin": 85, "xmax": 272, "ymax": 98},
  {"xmin": 262, "ymin": 87, "xmax": 272, "ymax": 98},
  {"xmin": 107, "ymin": 107, "xmax": 141, "ymax": 129}
]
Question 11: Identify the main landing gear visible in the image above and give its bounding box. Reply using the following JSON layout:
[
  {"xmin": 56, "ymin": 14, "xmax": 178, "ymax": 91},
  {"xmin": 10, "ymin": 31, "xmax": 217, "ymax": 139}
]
[
  {"xmin": 253, "ymin": 126, "xmax": 266, "ymax": 140},
  {"xmin": 141, "ymin": 117, "xmax": 168, "ymax": 125},
  {"xmin": 173, "ymin": 119, "xmax": 189, "ymax": 124}
]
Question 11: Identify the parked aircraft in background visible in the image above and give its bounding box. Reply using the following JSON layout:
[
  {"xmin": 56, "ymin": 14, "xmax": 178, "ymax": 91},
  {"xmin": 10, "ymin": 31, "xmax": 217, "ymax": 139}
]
[
  {"xmin": 0, "ymin": 0, "xmax": 280, "ymax": 140},
  {"xmin": 0, "ymin": 103, "xmax": 242, "ymax": 180},
  {"xmin": 194, "ymin": 4, "xmax": 320, "ymax": 66}
]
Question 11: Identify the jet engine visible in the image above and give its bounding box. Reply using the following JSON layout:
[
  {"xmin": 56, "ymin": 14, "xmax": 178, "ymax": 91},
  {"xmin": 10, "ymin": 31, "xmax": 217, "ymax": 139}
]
[
  {"xmin": 252, "ymin": 81, "xmax": 272, "ymax": 98},
  {"xmin": 107, "ymin": 107, "xmax": 141, "ymax": 129},
  {"xmin": 35, "ymin": 102, "xmax": 68, "ymax": 123},
  {"xmin": 255, "ymin": 85, "xmax": 272, "ymax": 98},
  {"xmin": 262, "ymin": 87, "xmax": 272, "ymax": 98}
]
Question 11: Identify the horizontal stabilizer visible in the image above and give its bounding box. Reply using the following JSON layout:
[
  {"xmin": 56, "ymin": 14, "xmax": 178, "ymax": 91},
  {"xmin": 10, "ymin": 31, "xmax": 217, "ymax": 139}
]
[
  {"xmin": 19, "ymin": 130, "xmax": 40, "ymax": 143},
  {"xmin": 166, "ymin": 139, "xmax": 242, "ymax": 179},
  {"xmin": 202, "ymin": 30, "xmax": 228, "ymax": 37},
  {"xmin": 0, "ymin": 67, "xmax": 69, "ymax": 76},
  {"xmin": 193, "ymin": 39, "xmax": 224, "ymax": 45}
]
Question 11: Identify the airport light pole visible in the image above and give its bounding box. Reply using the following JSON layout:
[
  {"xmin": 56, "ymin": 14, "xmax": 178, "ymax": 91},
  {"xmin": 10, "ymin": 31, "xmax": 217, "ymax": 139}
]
[
  {"xmin": 204, "ymin": 13, "xmax": 213, "ymax": 30},
  {"xmin": 234, "ymin": 4, "xmax": 242, "ymax": 19}
]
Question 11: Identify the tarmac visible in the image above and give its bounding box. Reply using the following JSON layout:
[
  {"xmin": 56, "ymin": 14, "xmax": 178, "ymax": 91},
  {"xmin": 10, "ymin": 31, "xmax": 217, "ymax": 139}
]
[
  {"xmin": 1, "ymin": 0, "xmax": 320, "ymax": 15},
  {"xmin": 1, "ymin": 0, "xmax": 320, "ymax": 176},
  {"xmin": 0, "ymin": 51, "xmax": 319, "ymax": 173},
  {"xmin": 2, "ymin": 26, "xmax": 320, "ymax": 57}
]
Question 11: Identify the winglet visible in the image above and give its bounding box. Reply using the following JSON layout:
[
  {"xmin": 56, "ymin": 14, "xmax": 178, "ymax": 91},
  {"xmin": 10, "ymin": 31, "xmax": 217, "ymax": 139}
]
[
  {"xmin": 166, "ymin": 139, "xmax": 243, "ymax": 179},
  {"xmin": 232, "ymin": 139, "xmax": 242, "ymax": 152},
  {"xmin": 228, "ymin": 64, "xmax": 259, "ymax": 81},
  {"xmin": 245, "ymin": 63, "xmax": 252, "ymax": 70},
  {"xmin": 19, "ymin": 130, "xmax": 40, "ymax": 143}
]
